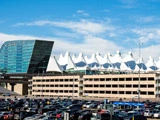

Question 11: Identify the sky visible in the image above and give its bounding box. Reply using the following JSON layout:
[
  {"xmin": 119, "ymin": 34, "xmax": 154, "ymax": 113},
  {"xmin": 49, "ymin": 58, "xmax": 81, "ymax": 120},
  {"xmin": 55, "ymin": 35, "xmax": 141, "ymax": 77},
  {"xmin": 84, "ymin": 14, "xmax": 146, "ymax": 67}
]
[{"xmin": 0, "ymin": 0, "xmax": 160, "ymax": 62}]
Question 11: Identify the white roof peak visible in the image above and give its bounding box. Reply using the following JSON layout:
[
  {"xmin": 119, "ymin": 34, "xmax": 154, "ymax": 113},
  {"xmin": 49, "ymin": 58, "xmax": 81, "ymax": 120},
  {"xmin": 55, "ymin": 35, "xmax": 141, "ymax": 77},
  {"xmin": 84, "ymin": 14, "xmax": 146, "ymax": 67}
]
[
  {"xmin": 107, "ymin": 52, "xmax": 112, "ymax": 56},
  {"xmin": 149, "ymin": 56, "xmax": 152, "ymax": 59},
  {"xmin": 96, "ymin": 51, "xmax": 100, "ymax": 55},
  {"xmin": 128, "ymin": 51, "xmax": 132, "ymax": 55},
  {"xmin": 66, "ymin": 55, "xmax": 76, "ymax": 70},
  {"xmin": 47, "ymin": 56, "xmax": 63, "ymax": 73},
  {"xmin": 65, "ymin": 51, "xmax": 70, "ymax": 56},
  {"xmin": 117, "ymin": 50, "xmax": 121, "ymax": 54}
]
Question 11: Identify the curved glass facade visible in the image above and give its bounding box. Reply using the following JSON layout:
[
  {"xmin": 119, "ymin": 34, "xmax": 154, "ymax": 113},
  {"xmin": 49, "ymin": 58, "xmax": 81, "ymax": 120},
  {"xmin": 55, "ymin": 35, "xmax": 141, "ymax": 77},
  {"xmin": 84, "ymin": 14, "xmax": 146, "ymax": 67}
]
[{"xmin": 0, "ymin": 40, "xmax": 54, "ymax": 74}]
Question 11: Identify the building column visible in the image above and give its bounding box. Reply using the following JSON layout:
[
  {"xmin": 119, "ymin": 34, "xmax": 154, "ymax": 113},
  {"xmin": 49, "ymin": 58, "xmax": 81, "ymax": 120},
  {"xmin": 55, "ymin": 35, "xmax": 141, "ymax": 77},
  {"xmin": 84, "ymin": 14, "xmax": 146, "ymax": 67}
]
[
  {"xmin": 9, "ymin": 83, "xmax": 16, "ymax": 91},
  {"xmin": 5, "ymin": 83, "xmax": 8, "ymax": 89}
]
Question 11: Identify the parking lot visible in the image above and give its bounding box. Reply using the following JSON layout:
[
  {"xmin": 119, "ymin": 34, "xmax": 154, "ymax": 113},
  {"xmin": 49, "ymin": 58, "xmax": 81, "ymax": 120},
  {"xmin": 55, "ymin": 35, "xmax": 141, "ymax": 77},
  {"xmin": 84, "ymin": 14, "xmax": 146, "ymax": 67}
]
[{"xmin": 0, "ymin": 95, "xmax": 159, "ymax": 120}]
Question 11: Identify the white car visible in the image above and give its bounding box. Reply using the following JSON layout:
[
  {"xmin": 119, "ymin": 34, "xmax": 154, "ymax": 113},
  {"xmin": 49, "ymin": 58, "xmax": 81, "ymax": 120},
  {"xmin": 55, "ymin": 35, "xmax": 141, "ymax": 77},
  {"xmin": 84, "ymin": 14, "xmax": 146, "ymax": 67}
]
[
  {"xmin": 153, "ymin": 111, "xmax": 160, "ymax": 118},
  {"xmin": 144, "ymin": 110, "xmax": 155, "ymax": 118}
]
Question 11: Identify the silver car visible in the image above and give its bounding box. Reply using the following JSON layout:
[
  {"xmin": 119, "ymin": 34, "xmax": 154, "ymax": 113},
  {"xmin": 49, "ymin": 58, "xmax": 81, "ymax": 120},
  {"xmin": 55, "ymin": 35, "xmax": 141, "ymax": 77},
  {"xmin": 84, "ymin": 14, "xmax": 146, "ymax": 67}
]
[
  {"xmin": 153, "ymin": 110, "xmax": 160, "ymax": 118},
  {"xmin": 144, "ymin": 110, "xmax": 155, "ymax": 118}
]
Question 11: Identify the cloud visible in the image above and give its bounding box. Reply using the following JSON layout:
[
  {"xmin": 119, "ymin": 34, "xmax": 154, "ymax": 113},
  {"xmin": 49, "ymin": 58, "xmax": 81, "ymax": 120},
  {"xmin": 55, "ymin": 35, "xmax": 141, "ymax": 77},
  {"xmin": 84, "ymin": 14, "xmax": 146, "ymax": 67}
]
[
  {"xmin": 14, "ymin": 20, "xmax": 114, "ymax": 35},
  {"xmin": 119, "ymin": 0, "xmax": 138, "ymax": 8},
  {"xmin": 0, "ymin": 32, "xmax": 122, "ymax": 56},
  {"xmin": 104, "ymin": 9, "xmax": 110, "ymax": 12},
  {"xmin": 132, "ymin": 44, "xmax": 160, "ymax": 62},
  {"xmin": 1, "ymin": 32, "xmax": 160, "ymax": 62},
  {"xmin": 76, "ymin": 10, "xmax": 89, "ymax": 16},
  {"xmin": 132, "ymin": 28, "xmax": 160, "ymax": 43},
  {"xmin": 135, "ymin": 16, "xmax": 154, "ymax": 23}
]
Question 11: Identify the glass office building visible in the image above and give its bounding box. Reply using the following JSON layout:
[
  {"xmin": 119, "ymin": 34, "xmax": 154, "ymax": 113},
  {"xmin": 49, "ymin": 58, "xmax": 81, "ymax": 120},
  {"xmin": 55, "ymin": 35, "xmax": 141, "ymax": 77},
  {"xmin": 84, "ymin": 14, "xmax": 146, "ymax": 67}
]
[{"xmin": 0, "ymin": 40, "xmax": 54, "ymax": 74}]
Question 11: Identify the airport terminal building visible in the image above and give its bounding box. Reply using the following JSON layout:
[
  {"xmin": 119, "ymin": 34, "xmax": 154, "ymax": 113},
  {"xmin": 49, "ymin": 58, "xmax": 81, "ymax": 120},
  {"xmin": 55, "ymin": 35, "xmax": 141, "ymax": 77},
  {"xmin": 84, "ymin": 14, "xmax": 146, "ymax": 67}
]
[
  {"xmin": 0, "ymin": 40, "xmax": 54, "ymax": 95},
  {"xmin": 0, "ymin": 40, "xmax": 160, "ymax": 100},
  {"xmin": 0, "ymin": 40, "xmax": 53, "ymax": 74}
]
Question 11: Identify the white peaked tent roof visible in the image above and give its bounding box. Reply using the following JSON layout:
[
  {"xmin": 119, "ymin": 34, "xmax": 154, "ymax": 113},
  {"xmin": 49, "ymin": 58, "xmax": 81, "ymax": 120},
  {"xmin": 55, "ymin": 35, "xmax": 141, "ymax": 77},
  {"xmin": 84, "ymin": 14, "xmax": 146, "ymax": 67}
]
[
  {"xmin": 134, "ymin": 65, "xmax": 140, "ymax": 72},
  {"xmin": 58, "ymin": 51, "xmax": 70, "ymax": 66},
  {"xmin": 156, "ymin": 57, "xmax": 160, "ymax": 69},
  {"xmin": 96, "ymin": 52, "xmax": 104, "ymax": 64},
  {"xmin": 120, "ymin": 61, "xmax": 131, "ymax": 71},
  {"xmin": 122, "ymin": 51, "xmax": 136, "ymax": 70},
  {"xmin": 47, "ymin": 56, "xmax": 63, "ymax": 73},
  {"xmin": 84, "ymin": 53, "xmax": 99, "ymax": 64},
  {"xmin": 136, "ymin": 57, "xmax": 144, "ymax": 64},
  {"xmin": 74, "ymin": 65, "xmax": 90, "ymax": 71},
  {"xmin": 114, "ymin": 66, "xmax": 120, "ymax": 71},
  {"xmin": 112, "ymin": 50, "xmax": 122, "ymax": 63},
  {"xmin": 91, "ymin": 64, "xmax": 100, "ymax": 70},
  {"xmin": 146, "ymin": 66, "xmax": 156, "ymax": 73},
  {"xmin": 58, "ymin": 53, "xmax": 64, "ymax": 65},
  {"xmin": 146, "ymin": 56, "xmax": 157, "ymax": 69},
  {"xmin": 107, "ymin": 65, "xmax": 114, "ymax": 71},
  {"xmin": 66, "ymin": 53, "xmax": 76, "ymax": 70},
  {"xmin": 136, "ymin": 57, "xmax": 147, "ymax": 71},
  {"xmin": 101, "ymin": 54, "xmax": 112, "ymax": 65},
  {"xmin": 74, "ymin": 52, "xmax": 86, "ymax": 63},
  {"xmin": 72, "ymin": 54, "xmax": 76, "ymax": 63},
  {"xmin": 107, "ymin": 53, "xmax": 113, "ymax": 62},
  {"xmin": 123, "ymin": 51, "xmax": 134, "ymax": 62},
  {"xmin": 134, "ymin": 64, "xmax": 146, "ymax": 73}
]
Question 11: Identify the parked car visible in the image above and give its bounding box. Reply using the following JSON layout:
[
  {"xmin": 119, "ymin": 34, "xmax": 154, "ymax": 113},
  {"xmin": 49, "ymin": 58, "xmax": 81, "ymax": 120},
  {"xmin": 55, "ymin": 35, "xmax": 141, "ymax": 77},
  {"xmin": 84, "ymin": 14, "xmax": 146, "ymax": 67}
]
[
  {"xmin": 153, "ymin": 110, "xmax": 160, "ymax": 118},
  {"xmin": 124, "ymin": 114, "xmax": 147, "ymax": 120},
  {"xmin": 2, "ymin": 93, "xmax": 11, "ymax": 97},
  {"xmin": 133, "ymin": 108, "xmax": 145, "ymax": 115},
  {"xmin": 78, "ymin": 111, "xmax": 93, "ymax": 120},
  {"xmin": 144, "ymin": 109, "xmax": 155, "ymax": 118}
]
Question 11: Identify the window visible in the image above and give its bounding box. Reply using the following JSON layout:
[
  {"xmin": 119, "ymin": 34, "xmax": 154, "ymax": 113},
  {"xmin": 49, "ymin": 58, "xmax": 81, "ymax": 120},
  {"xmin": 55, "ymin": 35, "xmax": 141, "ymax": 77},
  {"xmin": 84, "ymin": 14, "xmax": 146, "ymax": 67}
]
[
  {"xmin": 94, "ymin": 78, "xmax": 99, "ymax": 81},
  {"xmin": 113, "ymin": 78, "xmax": 118, "ymax": 81},
  {"xmin": 112, "ymin": 85, "xmax": 117, "ymax": 87},
  {"xmin": 126, "ymin": 85, "xmax": 131, "ymax": 88},
  {"xmin": 148, "ymin": 77, "xmax": 154, "ymax": 81},
  {"xmin": 133, "ymin": 78, "xmax": 139, "ymax": 81},
  {"xmin": 112, "ymin": 91, "xmax": 117, "ymax": 94},
  {"xmin": 148, "ymin": 85, "xmax": 154, "ymax": 88},
  {"xmin": 46, "ymin": 80, "xmax": 49, "ymax": 82},
  {"xmin": 119, "ymin": 85, "xmax": 125, "ymax": 88},
  {"xmin": 126, "ymin": 91, "xmax": 131, "ymax": 94},
  {"xmin": 119, "ymin": 91, "xmax": 124, "ymax": 94},
  {"xmin": 119, "ymin": 78, "xmax": 124, "ymax": 81},
  {"xmin": 106, "ymin": 78, "xmax": 111, "ymax": 81},
  {"xmin": 106, "ymin": 91, "xmax": 111, "ymax": 94},
  {"xmin": 140, "ymin": 85, "xmax": 146, "ymax": 88},
  {"xmin": 141, "ymin": 91, "xmax": 146, "ymax": 95},
  {"xmin": 100, "ymin": 78, "xmax": 105, "ymax": 81},
  {"xmin": 100, "ymin": 91, "xmax": 105, "ymax": 94},
  {"xmin": 94, "ymin": 85, "xmax": 98, "ymax": 87},
  {"xmin": 133, "ymin": 85, "xmax": 138, "ymax": 88},
  {"xmin": 94, "ymin": 91, "xmax": 98, "ymax": 93},
  {"xmin": 148, "ymin": 92, "xmax": 154, "ymax": 95},
  {"xmin": 126, "ymin": 78, "xmax": 132, "ymax": 81},
  {"xmin": 100, "ymin": 85, "xmax": 105, "ymax": 87},
  {"xmin": 106, "ymin": 85, "xmax": 111, "ymax": 87},
  {"xmin": 141, "ymin": 77, "xmax": 146, "ymax": 81}
]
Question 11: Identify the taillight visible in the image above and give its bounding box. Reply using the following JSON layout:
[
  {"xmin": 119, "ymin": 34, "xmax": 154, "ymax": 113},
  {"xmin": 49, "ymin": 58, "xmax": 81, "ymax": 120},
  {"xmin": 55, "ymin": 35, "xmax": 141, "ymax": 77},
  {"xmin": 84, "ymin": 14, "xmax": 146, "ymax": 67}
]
[{"xmin": 3, "ymin": 115, "xmax": 9, "ymax": 119}]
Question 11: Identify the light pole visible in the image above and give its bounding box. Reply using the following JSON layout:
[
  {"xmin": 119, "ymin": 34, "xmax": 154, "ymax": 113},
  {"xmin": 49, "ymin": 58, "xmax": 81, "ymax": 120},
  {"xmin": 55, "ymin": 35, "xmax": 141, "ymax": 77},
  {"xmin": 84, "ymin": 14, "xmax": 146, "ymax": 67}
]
[{"xmin": 138, "ymin": 42, "xmax": 143, "ymax": 103}]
